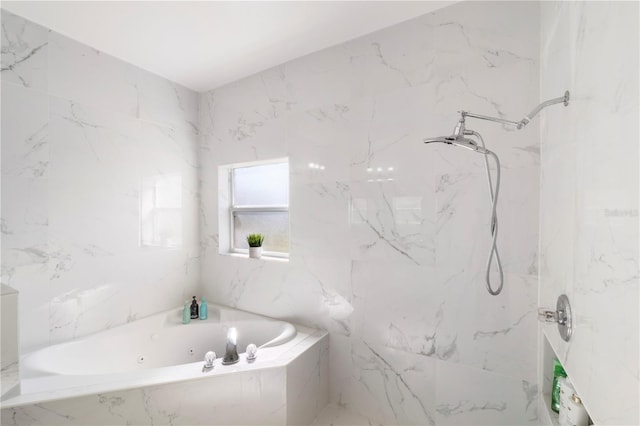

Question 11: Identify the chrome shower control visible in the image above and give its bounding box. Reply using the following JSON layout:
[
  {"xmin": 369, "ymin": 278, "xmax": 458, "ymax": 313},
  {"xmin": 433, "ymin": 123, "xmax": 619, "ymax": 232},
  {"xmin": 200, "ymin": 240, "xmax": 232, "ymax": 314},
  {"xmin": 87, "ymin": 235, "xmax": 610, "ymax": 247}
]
[
  {"xmin": 246, "ymin": 343, "xmax": 257, "ymax": 362},
  {"xmin": 538, "ymin": 294, "xmax": 572, "ymax": 342}
]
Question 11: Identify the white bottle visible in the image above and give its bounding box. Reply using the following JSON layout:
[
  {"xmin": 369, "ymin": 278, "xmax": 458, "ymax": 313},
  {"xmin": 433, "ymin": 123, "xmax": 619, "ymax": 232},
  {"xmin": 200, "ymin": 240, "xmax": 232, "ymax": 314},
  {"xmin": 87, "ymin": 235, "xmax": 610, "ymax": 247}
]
[
  {"xmin": 566, "ymin": 394, "xmax": 589, "ymax": 426},
  {"xmin": 558, "ymin": 377, "xmax": 574, "ymax": 426}
]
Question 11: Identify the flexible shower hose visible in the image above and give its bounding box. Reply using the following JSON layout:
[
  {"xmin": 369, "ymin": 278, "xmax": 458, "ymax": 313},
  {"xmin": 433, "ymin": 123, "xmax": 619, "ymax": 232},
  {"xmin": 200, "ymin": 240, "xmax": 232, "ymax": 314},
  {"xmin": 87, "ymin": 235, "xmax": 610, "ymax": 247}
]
[{"xmin": 470, "ymin": 131, "xmax": 504, "ymax": 295}]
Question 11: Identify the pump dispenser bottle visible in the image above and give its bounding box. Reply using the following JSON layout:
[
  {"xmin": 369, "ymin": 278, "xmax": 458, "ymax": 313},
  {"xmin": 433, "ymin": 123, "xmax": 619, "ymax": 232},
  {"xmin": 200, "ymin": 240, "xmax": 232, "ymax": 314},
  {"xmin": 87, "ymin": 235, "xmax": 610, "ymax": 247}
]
[
  {"xmin": 182, "ymin": 300, "xmax": 191, "ymax": 324},
  {"xmin": 551, "ymin": 358, "xmax": 567, "ymax": 412},
  {"xmin": 190, "ymin": 296, "xmax": 199, "ymax": 319},
  {"xmin": 200, "ymin": 298, "xmax": 208, "ymax": 320}
]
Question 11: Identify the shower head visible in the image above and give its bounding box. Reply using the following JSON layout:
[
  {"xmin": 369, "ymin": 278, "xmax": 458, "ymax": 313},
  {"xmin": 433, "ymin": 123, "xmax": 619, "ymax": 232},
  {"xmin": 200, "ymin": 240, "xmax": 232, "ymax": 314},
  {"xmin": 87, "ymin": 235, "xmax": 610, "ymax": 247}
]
[{"xmin": 423, "ymin": 134, "xmax": 490, "ymax": 154}]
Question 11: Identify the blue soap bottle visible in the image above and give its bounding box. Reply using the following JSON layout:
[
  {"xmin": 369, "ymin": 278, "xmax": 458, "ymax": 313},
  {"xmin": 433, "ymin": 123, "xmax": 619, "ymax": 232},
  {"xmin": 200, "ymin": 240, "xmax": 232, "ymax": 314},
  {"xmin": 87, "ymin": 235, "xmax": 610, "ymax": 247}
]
[
  {"xmin": 200, "ymin": 298, "xmax": 208, "ymax": 320},
  {"xmin": 182, "ymin": 300, "xmax": 191, "ymax": 324}
]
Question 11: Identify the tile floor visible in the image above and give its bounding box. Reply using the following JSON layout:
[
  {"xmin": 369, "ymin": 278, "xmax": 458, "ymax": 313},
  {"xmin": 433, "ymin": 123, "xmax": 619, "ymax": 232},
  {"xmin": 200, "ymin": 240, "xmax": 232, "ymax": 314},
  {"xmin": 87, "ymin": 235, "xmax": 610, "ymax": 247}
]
[{"xmin": 311, "ymin": 404, "xmax": 384, "ymax": 426}]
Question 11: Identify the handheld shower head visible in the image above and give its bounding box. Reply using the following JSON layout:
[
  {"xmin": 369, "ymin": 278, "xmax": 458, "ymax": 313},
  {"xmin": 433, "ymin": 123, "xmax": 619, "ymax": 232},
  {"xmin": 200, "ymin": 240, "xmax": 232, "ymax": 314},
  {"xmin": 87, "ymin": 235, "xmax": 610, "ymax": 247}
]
[
  {"xmin": 422, "ymin": 129, "xmax": 503, "ymax": 296},
  {"xmin": 423, "ymin": 135, "xmax": 490, "ymax": 154}
]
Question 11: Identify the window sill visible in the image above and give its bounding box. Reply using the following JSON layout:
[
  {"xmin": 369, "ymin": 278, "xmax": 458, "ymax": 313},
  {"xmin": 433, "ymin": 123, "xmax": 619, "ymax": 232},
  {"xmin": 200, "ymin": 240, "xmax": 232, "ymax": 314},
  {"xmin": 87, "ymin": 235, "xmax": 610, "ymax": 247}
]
[{"xmin": 219, "ymin": 252, "xmax": 289, "ymax": 263}]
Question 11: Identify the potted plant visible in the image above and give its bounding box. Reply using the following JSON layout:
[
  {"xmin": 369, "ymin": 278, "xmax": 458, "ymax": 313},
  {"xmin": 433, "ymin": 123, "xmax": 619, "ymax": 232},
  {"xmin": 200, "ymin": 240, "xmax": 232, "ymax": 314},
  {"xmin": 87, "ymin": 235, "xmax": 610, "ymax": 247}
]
[{"xmin": 247, "ymin": 233, "xmax": 264, "ymax": 259}]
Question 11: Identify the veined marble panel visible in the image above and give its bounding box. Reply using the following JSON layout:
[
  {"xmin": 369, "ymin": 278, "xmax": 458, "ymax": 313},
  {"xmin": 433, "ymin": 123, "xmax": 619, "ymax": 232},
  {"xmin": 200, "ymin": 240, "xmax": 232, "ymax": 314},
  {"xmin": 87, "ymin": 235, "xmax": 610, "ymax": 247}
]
[
  {"xmin": 199, "ymin": 2, "xmax": 541, "ymax": 424},
  {"xmin": 136, "ymin": 69, "xmax": 199, "ymax": 134},
  {"xmin": 48, "ymin": 32, "xmax": 138, "ymax": 118},
  {"xmin": 1, "ymin": 10, "xmax": 200, "ymax": 353},
  {"xmin": 1, "ymin": 284, "xmax": 20, "ymax": 399},
  {"xmin": 2, "ymin": 368, "xmax": 288, "ymax": 425},
  {"xmin": 434, "ymin": 360, "xmax": 538, "ymax": 425},
  {"xmin": 0, "ymin": 81, "xmax": 49, "ymax": 259},
  {"xmin": 539, "ymin": 1, "xmax": 639, "ymax": 425},
  {"xmin": 0, "ymin": 10, "xmax": 48, "ymax": 91},
  {"xmin": 0, "ymin": 81, "xmax": 49, "ymax": 180},
  {"xmin": 312, "ymin": 403, "xmax": 385, "ymax": 426}
]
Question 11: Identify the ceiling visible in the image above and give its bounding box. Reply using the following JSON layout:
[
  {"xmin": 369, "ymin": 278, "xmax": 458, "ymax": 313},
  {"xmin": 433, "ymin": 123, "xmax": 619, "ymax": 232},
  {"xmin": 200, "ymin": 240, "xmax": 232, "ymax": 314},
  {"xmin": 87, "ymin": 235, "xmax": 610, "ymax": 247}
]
[{"xmin": 2, "ymin": 1, "xmax": 455, "ymax": 93}]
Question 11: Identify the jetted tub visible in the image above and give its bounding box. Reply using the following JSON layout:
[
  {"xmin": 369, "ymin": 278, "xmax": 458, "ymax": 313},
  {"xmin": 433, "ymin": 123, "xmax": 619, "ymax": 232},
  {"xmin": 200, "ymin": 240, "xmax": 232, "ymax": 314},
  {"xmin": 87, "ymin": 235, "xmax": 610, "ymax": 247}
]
[
  {"xmin": 1, "ymin": 303, "xmax": 329, "ymax": 426},
  {"xmin": 22, "ymin": 305, "xmax": 296, "ymax": 377}
]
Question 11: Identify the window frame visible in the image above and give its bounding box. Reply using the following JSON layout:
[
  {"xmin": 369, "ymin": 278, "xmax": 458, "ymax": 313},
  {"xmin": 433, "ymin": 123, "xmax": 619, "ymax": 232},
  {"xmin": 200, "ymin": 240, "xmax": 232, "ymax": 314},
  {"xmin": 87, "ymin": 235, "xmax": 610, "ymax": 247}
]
[{"xmin": 221, "ymin": 158, "xmax": 290, "ymax": 259}]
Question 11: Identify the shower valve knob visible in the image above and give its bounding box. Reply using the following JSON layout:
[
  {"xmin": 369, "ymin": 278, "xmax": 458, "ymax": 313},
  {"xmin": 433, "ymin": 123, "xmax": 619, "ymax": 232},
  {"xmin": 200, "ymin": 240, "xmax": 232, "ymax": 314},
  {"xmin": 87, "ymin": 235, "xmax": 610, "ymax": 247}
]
[
  {"xmin": 537, "ymin": 294, "xmax": 572, "ymax": 342},
  {"xmin": 202, "ymin": 351, "xmax": 216, "ymax": 372}
]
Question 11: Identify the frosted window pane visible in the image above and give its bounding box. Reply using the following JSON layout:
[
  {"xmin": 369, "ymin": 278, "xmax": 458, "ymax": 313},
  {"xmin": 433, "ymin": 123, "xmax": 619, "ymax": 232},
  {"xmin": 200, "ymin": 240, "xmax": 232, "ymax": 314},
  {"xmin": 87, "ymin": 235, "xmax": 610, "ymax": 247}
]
[
  {"xmin": 233, "ymin": 212, "xmax": 289, "ymax": 253},
  {"xmin": 233, "ymin": 163, "xmax": 289, "ymax": 206}
]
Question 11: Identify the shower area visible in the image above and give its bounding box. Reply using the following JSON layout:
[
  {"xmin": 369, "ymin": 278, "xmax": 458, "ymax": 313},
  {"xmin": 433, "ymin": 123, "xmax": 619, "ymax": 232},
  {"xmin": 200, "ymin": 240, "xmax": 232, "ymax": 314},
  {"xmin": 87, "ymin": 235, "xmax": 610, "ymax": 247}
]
[{"xmin": 1, "ymin": 1, "xmax": 638, "ymax": 425}]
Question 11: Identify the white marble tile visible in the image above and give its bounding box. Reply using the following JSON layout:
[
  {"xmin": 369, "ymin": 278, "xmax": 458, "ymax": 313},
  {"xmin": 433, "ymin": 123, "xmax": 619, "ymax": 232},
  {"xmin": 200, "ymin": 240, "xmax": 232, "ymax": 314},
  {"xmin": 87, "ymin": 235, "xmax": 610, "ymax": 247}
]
[
  {"xmin": 287, "ymin": 337, "xmax": 330, "ymax": 425},
  {"xmin": 348, "ymin": 181, "xmax": 435, "ymax": 267},
  {"xmin": 47, "ymin": 97, "xmax": 141, "ymax": 255},
  {"xmin": 435, "ymin": 360, "xmax": 538, "ymax": 425},
  {"xmin": 136, "ymin": 68, "xmax": 199, "ymax": 134},
  {"xmin": 48, "ymin": 32, "xmax": 138, "ymax": 118},
  {"xmin": 0, "ymin": 82, "xmax": 49, "ymax": 291},
  {"xmin": 199, "ymin": 2, "xmax": 541, "ymax": 424},
  {"xmin": 539, "ymin": 1, "xmax": 639, "ymax": 425},
  {"xmin": 2, "ymin": 2, "xmax": 558, "ymax": 425},
  {"xmin": 282, "ymin": 45, "xmax": 360, "ymax": 112},
  {"xmin": 312, "ymin": 403, "xmax": 385, "ymax": 426},
  {"xmin": 350, "ymin": 261, "xmax": 440, "ymax": 354},
  {"xmin": 1, "ymin": 368, "xmax": 288, "ymax": 425},
  {"xmin": 289, "ymin": 180, "xmax": 349, "ymax": 261},
  {"xmin": 0, "ymin": 10, "xmax": 48, "ymax": 91},
  {"xmin": 1, "ymin": 81, "xmax": 48, "ymax": 179},
  {"xmin": 344, "ymin": 339, "xmax": 437, "ymax": 425},
  {"xmin": 1, "ymin": 285, "xmax": 20, "ymax": 399},
  {"xmin": 0, "ymin": 175, "xmax": 48, "ymax": 263},
  {"xmin": 1, "ymin": 12, "xmax": 200, "ymax": 353}
]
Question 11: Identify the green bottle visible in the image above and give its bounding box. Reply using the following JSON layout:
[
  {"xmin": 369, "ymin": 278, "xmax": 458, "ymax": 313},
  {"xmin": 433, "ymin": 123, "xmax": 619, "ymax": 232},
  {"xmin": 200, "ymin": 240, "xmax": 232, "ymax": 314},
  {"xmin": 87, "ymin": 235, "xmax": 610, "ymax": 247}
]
[{"xmin": 551, "ymin": 358, "xmax": 567, "ymax": 413}]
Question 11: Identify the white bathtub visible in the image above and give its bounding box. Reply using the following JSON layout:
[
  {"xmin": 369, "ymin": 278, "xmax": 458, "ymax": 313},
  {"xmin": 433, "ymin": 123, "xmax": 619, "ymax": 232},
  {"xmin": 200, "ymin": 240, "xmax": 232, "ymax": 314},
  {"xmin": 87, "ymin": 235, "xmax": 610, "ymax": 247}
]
[
  {"xmin": 22, "ymin": 304, "xmax": 296, "ymax": 377},
  {"xmin": 1, "ymin": 303, "xmax": 329, "ymax": 425}
]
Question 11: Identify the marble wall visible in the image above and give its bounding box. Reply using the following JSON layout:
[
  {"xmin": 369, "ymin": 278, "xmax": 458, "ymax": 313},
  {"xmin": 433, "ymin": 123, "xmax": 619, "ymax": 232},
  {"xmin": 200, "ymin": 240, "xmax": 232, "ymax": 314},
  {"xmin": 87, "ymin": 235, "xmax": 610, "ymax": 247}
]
[
  {"xmin": 8, "ymin": 2, "xmax": 633, "ymax": 425},
  {"xmin": 539, "ymin": 2, "xmax": 639, "ymax": 425},
  {"xmin": 1, "ymin": 10, "xmax": 200, "ymax": 352},
  {"xmin": 199, "ymin": 2, "xmax": 540, "ymax": 424},
  {"xmin": 1, "ymin": 284, "xmax": 20, "ymax": 399}
]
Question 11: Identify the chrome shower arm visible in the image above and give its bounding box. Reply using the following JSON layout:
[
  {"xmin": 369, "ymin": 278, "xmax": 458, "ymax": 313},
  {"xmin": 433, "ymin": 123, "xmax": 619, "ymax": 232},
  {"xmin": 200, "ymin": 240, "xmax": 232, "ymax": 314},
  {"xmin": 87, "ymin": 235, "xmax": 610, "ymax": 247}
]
[
  {"xmin": 460, "ymin": 90, "xmax": 570, "ymax": 130},
  {"xmin": 460, "ymin": 111, "xmax": 522, "ymax": 128},
  {"xmin": 520, "ymin": 91, "xmax": 570, "ymax": 127}
]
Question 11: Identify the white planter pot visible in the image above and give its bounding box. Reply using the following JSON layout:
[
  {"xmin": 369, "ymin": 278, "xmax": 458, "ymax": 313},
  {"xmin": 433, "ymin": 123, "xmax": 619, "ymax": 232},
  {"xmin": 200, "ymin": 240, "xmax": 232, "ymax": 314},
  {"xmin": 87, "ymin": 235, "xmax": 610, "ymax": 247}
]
[{"xmin": 249, "ymin": 247, "xmax": 263, "ymax": 259}]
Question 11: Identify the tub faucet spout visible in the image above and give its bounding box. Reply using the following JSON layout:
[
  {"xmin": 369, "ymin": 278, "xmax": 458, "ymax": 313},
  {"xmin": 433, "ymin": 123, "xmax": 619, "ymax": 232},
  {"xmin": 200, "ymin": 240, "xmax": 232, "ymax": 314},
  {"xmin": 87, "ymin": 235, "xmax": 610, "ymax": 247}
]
[{"xmin": 222, "ymin": 327, "xmax": 239, "ymax": 365}]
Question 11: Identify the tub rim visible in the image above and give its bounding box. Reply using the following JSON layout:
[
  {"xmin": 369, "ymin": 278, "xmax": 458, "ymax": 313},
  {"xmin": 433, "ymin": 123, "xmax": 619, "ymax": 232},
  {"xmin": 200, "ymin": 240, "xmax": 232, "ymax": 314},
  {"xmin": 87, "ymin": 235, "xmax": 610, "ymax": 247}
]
[{"xmin": 1, "ymin": 304, "xmax": 326, "ymax": 409}]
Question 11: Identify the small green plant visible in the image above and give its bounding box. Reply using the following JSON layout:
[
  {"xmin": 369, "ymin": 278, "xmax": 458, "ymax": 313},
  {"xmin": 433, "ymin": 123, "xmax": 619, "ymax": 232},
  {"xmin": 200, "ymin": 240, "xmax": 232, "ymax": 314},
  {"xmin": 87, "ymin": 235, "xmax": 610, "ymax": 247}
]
[{"xmin": 246, "ymin": 233, "xmax": 264, "ymax": 247}]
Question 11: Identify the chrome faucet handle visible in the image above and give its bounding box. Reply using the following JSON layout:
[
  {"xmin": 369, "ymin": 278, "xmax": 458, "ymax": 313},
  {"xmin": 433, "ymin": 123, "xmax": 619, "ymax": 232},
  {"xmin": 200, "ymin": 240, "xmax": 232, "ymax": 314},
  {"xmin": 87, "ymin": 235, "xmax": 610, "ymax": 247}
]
[
  {"xmin": 203, "ymin": 351, "xmax": 216, "ymax": 372},
  {"xmin": 246, "ymin": 344, "xmax": 257, "ymax": 362},
  {"xmin": 537, "ymin": 294, "xmax": 573, "ymax": 342}
]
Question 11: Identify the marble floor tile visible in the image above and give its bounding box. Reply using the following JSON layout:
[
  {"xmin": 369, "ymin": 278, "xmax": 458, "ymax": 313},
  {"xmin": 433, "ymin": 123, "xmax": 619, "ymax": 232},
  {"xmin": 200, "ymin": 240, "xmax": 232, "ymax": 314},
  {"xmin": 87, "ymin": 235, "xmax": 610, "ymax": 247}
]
[{"xmin": 312, "ymin": 403, "xmax": 385, "ymax": 426}]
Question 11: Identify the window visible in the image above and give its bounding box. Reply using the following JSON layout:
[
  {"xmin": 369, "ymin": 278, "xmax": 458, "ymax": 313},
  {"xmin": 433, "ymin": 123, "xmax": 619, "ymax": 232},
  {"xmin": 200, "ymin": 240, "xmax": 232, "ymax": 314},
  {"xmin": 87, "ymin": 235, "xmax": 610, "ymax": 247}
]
[{"xmin": 219, "ymin": 159, "xmax": 289, "ymax": 258}]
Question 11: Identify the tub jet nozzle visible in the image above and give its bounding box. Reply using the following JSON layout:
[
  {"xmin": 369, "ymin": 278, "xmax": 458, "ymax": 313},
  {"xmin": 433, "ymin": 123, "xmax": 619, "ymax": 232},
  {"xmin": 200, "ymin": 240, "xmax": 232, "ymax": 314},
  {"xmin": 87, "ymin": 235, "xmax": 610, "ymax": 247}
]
[{"xmin": 222, "ymin": 327, "xmax": 239, "ymax": 365}]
